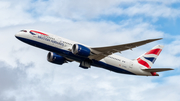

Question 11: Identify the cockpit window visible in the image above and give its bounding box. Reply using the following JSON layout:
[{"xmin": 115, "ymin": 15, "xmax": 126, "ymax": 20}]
[{"xmin": 20, "ymin": 30, "xmax": 27, "ymax": 32}]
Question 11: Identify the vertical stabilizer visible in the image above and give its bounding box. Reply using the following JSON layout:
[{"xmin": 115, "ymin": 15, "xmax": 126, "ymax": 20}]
[{"xmin": 136, "ymin": 45, "xmax": 164, "ymax": 75}]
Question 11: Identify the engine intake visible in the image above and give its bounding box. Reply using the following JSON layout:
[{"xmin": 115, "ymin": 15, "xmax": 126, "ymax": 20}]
[
  {"xmin": 72, "ymin": 44, "xmax": 91, "ymax": 57},
  {"xmin": 47, "ymin": 52, "xmax": 67, "ymax": 65}
]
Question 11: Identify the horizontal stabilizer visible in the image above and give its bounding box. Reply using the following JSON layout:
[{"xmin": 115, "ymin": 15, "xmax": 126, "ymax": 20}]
[{"xmin": 142, "ymin": 68, "xmax": 174, "ymax": 72}]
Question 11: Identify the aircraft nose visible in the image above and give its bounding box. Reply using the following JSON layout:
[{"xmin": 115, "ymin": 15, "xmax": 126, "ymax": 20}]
[
  {"xmin": 15, "ymin": 30, "xmax": 27, "ymax": 38},
  {"xmin": 15, "ymin": 32, "xmax": 21, "ymax": 38}
]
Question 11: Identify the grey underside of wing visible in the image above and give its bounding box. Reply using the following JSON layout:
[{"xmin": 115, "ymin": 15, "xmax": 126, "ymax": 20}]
[
  {"xmin": 142, "ymin": 68, "xmax": 174, "ymax": 72},
  {"xmin": 89, "ymin": 38, "xmax": 162, "ymax": 60}
]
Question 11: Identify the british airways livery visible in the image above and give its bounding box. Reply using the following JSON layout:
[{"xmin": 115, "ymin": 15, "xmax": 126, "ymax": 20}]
[{"xmin": 15, "ymin": 29, "xmax": 173, "ymax": 76}]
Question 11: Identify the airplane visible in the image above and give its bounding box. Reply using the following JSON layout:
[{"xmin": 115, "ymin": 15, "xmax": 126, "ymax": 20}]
[{"xmin": 15, "ymin": 29, "xmax": 173, "ymax": 76}]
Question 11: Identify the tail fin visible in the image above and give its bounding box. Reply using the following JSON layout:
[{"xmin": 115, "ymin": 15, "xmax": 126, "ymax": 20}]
[
  {"xmin": 136, "ymin": 45, "xmax": 164, "ymax": 76},
  {"xmin": 136, "ymin": 45, "xmax": 164, "ymax": 68}
]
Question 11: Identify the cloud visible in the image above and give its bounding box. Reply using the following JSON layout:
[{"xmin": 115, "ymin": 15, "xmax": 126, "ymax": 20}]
[
  {"xmin": 0, "ymin": 1, "xmax": 34, "ymax": 27},
  {"xmin": 102, "ymin": 2, "xmax": 180, "ymax": 20},
  {"xmin": 1, "ymin": 57, "xmax": 179, "ymax": 101},
  {"xmin": 0, "ymin": 60, "xmax": 32, "ymax": 101},
  {"xmin": 1, "ymin": 19, "xmax": 178, "ymax": 101},
  {"xmin": 0, "ymin": 0, "xmax": 180, "ymax": 101},
  {"xmin": 1, "ymin": 0, "xmax": 178, "ymax": 23},
  {"xmin": 143, "ymin": 75, "xmax": 180, "ymax": 101}
]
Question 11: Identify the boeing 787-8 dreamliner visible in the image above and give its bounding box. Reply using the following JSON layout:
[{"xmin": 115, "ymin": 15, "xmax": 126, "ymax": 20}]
[{"xmin": 15, "ymin": 30, "xmax": 173, "ymax": 76}]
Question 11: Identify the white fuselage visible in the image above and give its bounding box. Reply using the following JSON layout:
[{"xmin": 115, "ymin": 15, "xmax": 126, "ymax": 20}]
[{"xmin": 15, "ymin": 30, "xmax": 153, "ymax": 76}]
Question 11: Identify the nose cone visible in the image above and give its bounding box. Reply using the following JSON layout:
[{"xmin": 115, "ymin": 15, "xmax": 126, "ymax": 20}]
[
  {"xmin": 15, "ymin": 33, "xmax": 19, "ymax": 38},
  {"xmin": 15, "ymin": 30, "xmax": 28, "ymax": 38},
  {"xmin": 15, "ymin": 32, "xmax": 21, "ymax": 40}
]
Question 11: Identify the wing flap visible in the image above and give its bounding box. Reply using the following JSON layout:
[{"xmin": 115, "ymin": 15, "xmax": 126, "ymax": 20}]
[{"xmin": 142, "ymin": 68, "xmax": 174, "ymax": 72}]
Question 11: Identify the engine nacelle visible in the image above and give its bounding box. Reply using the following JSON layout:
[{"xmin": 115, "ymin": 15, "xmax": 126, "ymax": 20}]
[
  {"xmin": 72, "ymin": 44, "xmax": 91, "ymax": 57},
  {"xmin": 47, "ymin": 52, "xmax": 67, "ymax": 65}
]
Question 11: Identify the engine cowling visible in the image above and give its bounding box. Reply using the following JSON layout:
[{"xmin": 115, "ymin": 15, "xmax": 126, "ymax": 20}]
[
  {"xmin": 47, "ymin": 52, "xmax": 67, "ymax": 65},
  {"xmin": 72, "ymin": 44, "xmax": 91, "ymax": 57}
]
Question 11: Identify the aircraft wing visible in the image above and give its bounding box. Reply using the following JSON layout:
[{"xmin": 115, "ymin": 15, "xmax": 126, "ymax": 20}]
[
  {"xmin": 142, "ymin": 68, "xmax": 174, "ymax": 72},
  {"xmin": 89, "ymin": 38, "xmax": 162, "ymax": 60}
]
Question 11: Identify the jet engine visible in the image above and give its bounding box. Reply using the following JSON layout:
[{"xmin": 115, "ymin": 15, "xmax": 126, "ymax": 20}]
[
  {"xmin": 72, "ymin": 44, "xmax": 91, "ymax": 57},
  {"xmin": 47, "ymin": 52, "xmax": 67, "ymax": 65}
]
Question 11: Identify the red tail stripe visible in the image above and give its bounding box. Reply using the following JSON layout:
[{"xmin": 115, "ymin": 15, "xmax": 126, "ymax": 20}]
[
  {"xmin": 137, "ymin": 58, "xmax": 151, "ymax": 69},
  {"xmin": 145, "ymin": 49, "xmax": 162, "ymax": 55},
  {"xmin": 30, "ymin": 30, "xmax": 48, "ymax": 36},
  {"xmin": 151, "ymin": 72, "xmax": 157, "ymax": 76}
]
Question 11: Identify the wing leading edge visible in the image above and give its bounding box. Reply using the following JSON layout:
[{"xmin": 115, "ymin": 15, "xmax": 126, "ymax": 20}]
[{"xmin": 90, "ymin": 38, "xmax": 162, "ymax": 60}]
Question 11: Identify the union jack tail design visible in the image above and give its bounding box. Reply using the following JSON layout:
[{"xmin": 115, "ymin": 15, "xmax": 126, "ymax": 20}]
[{"xmin": 136, "ymin": 45, "xmax": 164, "ymax": 75}]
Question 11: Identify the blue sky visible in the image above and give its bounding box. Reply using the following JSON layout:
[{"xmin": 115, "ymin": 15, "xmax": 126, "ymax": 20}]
[{"xmin": 0, "ymin": 0, "xmax": 180, "ymax": 101}]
